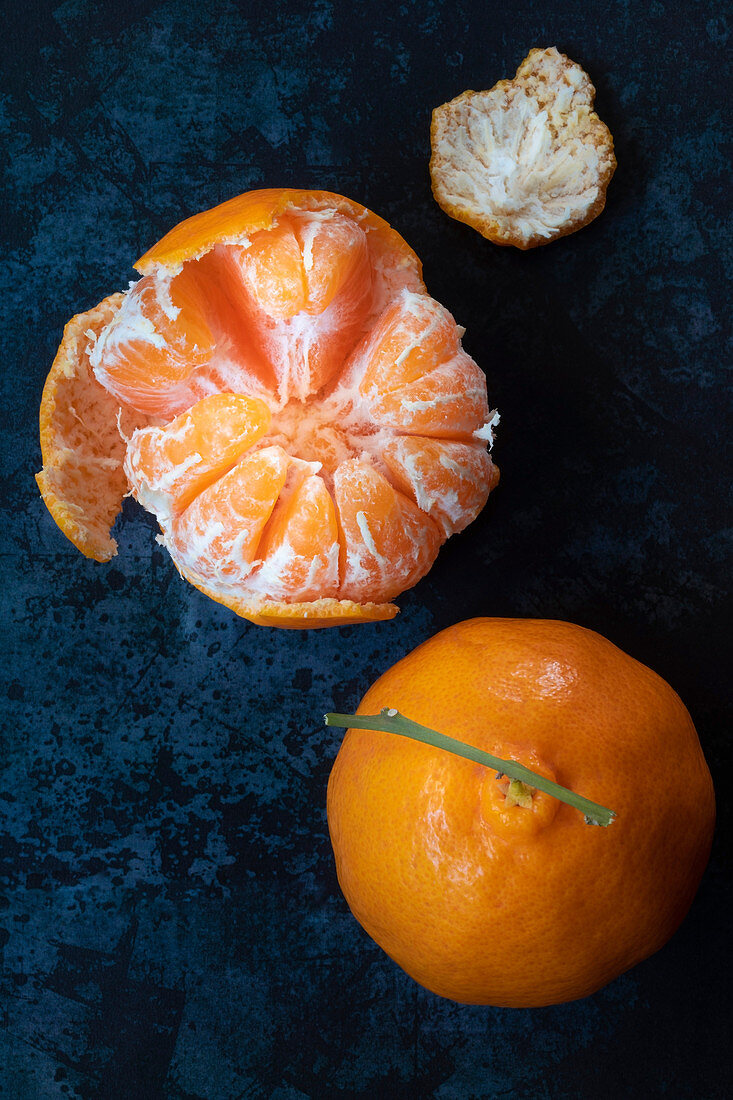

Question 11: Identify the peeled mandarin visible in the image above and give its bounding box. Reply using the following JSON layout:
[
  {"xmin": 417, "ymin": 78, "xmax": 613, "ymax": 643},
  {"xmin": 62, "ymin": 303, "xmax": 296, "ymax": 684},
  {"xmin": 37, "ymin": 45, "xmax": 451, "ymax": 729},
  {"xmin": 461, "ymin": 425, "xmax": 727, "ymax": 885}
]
[{"xmin": 37, "ymin": 188, "xmax": 500, "ymax": 627}]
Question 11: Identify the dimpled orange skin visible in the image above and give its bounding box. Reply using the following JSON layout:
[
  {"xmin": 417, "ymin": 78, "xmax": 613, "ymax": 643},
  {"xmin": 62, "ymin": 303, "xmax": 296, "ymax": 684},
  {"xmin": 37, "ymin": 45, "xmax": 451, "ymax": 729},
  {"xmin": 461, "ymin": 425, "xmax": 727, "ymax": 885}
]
[
  {"xmin": 327, "ymin": 618, "xmax": 715, "ymax": 1006},
  {"xmin": 136, "ymin": 187, "xmax": 420, "ymax": 276}
]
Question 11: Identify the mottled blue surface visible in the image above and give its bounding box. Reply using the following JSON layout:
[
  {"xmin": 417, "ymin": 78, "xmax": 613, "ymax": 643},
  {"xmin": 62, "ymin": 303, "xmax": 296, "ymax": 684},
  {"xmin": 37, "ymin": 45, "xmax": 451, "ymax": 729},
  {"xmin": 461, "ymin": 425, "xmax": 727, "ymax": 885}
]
[{"xmin": 1, "ymin": 1, "xmax": 731, "ymax": 1096}]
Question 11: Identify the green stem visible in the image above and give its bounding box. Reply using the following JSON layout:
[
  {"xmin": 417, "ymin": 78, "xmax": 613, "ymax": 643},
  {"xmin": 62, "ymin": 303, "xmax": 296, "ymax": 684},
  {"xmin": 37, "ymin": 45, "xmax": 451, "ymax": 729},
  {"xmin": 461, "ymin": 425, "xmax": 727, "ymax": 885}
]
[{"xmin": 325, "ymin": 708, "xmax": 616, "ymax": 827}]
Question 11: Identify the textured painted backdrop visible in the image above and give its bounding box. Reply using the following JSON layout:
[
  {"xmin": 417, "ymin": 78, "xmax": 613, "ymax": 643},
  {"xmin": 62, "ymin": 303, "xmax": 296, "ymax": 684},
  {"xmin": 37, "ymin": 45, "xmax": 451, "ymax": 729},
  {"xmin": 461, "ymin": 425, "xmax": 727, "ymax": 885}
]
[{"xmin": 2, "ymin": 1, "xmax": 731, "ymax": 1096}]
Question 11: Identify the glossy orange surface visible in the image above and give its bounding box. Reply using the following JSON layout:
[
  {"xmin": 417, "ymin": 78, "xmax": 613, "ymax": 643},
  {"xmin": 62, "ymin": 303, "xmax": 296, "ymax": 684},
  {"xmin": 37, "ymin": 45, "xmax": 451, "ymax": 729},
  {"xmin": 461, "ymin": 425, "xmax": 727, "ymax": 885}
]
[{"xmin": 327, "ymin": 618, "xmax": 716, "ymax": 1005}]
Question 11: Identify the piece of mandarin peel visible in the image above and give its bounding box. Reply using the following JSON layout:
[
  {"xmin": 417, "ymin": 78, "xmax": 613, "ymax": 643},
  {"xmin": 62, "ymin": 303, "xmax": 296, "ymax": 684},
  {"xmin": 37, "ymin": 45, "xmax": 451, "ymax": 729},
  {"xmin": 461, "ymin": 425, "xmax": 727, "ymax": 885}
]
[{"xmin": 430, "ymin": 46, "xmax": 616, "ymax": 248}]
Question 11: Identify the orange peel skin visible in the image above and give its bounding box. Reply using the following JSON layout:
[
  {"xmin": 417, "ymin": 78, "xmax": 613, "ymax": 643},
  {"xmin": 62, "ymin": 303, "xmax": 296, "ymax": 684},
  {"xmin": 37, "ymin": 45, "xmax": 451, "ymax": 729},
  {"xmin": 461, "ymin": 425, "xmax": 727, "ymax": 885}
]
[
  {"xmin": 181, "ymin": 579, "xmax": 399, "ymax": 629},
  {"xmin": 430, "ymin": 47, "xmax": 616, "ymax": 250},
  {"xmin": 36, "ymin": 294, "xmax": 151, "ymax": 562},
  {"xmin": 37, "ymin": 188, "xmax": 500, "ymax": 628},
  {"xmin": 135, "ymin": 188, "xmax": 424, "ymax": 280},
  {"xmin": 240, "ymin": 601, "xmax": 398, "ymax": 629}
]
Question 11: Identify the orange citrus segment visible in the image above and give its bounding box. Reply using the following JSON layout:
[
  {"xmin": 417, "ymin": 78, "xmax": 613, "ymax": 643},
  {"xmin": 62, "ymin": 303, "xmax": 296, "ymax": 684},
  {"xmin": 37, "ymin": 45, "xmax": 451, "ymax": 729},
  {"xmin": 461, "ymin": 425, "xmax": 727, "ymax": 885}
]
[
  {"xmin": 382, "ymin": 436, "xmax": 499, "ymax": 537},
  {"xmin": 91, "ymin": 259, "xmax": 277, "ymax": 419},
  {"xmin": 124, "ymin": 393, "xmax": 272, "ymax": 519},
  {"xmin": 350, "ymin": 289, "xmax": 490, "ymax": 438},
  {"xmin": 227, "ymin": 212, "xmax": 373, "ymax": 400},
  {"xmin": 333, "ymin": 459, "xmax": 443, "ymax": 603},
  {"xmin": 358, "ymin": 292, "xmax": 460, "ymax": 397},
  {"xmin": 368, "ymin": 353, "xmax": 490, "ymax": 438},
  {"xmin": 90, "ymin": 266, "xmax": 216, "ymax": 416},
  {"xmin": 234, "ymin": 218, "xmax": 307, "ymax": 320},
  {"xmin": 293, "ymin": 210, "xmax": 371, "ymax": 316},
  {"xmin": 254, "ymin": 471, "xmax": 340, "ymax": 601},
  {"xmin": 166, "ymin": 444, "xmax": 290, "ymax": 585}
]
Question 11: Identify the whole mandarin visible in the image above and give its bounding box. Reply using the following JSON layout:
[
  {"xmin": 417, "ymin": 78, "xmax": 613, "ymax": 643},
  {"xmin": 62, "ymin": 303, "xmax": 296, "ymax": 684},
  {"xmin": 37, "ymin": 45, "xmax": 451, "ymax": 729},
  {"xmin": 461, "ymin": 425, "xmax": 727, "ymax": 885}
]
[{"xmin": 327, "ymin": 618, "xmax": 715, "ymax": 1006}]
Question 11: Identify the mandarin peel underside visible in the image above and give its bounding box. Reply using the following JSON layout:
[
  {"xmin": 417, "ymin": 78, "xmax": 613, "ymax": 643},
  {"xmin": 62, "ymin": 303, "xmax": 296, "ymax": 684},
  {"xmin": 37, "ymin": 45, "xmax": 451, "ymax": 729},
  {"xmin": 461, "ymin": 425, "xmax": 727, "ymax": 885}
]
[
  {"xmin": 36, "ymin": 294, "xmax": 150, "ymax": 562},
  {"xmin": 430, "ymin": 47, "xmax": 616, "ymax": 249}
]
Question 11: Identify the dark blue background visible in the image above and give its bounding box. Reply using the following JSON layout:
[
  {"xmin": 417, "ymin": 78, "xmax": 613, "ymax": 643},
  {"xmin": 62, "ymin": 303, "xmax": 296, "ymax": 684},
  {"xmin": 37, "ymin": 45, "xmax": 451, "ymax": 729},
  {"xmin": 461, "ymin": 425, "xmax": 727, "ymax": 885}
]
[{"xmin": 2, "ymin": 1, "xmax": 731, "ymax": 1096}]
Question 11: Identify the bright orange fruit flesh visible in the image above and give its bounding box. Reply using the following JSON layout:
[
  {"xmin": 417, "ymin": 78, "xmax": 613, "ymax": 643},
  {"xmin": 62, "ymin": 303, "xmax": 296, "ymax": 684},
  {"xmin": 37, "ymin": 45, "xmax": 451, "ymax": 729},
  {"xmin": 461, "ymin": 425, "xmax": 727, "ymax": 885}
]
[
  {"xmin": 38, "ymin": 189, "xmax": 499, "ymax": 626},
  {"xmin": 327, "ymin": 618, "xmax": 716, "ymax": 1004}
]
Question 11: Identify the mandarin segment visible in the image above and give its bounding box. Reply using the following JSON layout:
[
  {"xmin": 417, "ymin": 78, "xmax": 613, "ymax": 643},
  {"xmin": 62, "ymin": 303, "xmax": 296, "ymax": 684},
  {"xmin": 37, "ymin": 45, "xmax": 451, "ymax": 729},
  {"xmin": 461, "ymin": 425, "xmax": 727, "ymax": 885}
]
[
  {"xmin": 229, "ymin": 212, "xmax": 373, "ymax": 401},
  {"xmin": 357, "ymin": 291, "xmax": 460, "ymax": 397},
  {"xmin": 382, "ymin": 436, "xmax": 499, "ymax": 536},
  {"xmin": 333, "ymin": 459, "xmax": 443, "ymax": 603},
  {"xmin": 293, "ymin": 210, "xmax": 370, "ymax": 317},
  {"xmin": 235, "ymin": 218, "xmax": 308, "ymax": 319},
  {"xmin": 165, "ymin": 444, "xmax": 290, "ymax": 585},
  {"xmin": 91, "ymin": 253, "xmax": 277, "ymax": 419},
  {"xmin": 91, "ymin": 266, "xmax": 217, "ymax": 416},
  {"xmin": 38, "ymin": 188, "xmax": 500, "ymax": 626},
  {"xmin": 352, "ymin": 289, "xmax": 490, "ymax": 438},
  {"xmin": 254, "ymin": 471, "xmax": 340, "ymax": 601},
  {"xmin": 124, "ymin": 393, "xmax": 272, "ymax": 520},
  {"xmin": 369, "ymin": 354, "xmax": 490, "ymax": 438}
]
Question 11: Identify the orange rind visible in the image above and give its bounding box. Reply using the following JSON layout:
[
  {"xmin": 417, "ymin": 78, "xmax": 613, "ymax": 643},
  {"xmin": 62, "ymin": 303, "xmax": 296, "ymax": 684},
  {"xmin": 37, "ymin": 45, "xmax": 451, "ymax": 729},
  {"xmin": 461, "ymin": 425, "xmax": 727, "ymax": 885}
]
[
  {"xmin": 37, "ymin": 189, "xmax": 500, "ymax": 627},
  {"xmin": 430, "ymin": 48, "xmax": 616, "ymax": 249},
  {"xmin": 135, "ymin": 188, "xmax": 420, "ymax": 280},
  {"xmin": 36, "ymin": 294, "xmax": 151, "ymax": 561}
]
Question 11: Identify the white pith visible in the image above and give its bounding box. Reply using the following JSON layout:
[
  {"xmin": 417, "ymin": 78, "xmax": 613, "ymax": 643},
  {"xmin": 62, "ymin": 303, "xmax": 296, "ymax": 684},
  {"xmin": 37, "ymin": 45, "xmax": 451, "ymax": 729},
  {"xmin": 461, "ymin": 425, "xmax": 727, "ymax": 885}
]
[
  {"xmin": 97, "ymin": 206, "xmax": 500, "ymax": 606},
  {"xmin": 431, "ymin": 47, "xmax": 615, "ymax": 246}
]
